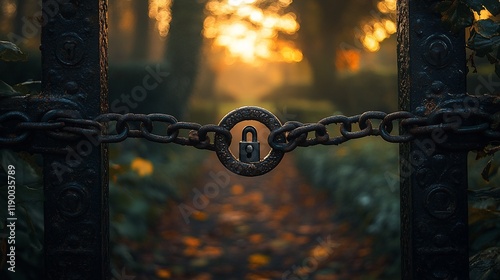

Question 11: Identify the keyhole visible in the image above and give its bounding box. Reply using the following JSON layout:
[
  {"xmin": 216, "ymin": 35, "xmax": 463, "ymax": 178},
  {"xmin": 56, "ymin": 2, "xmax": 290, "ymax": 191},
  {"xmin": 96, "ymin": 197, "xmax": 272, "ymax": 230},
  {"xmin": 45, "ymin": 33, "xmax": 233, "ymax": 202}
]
[
  {"xmin": 245, "ymin": 144, "xmax": 253, "ymax": 159},
  {"xmin": 64, "ymin": 42, "xmax": 76, "ymax": 60}
]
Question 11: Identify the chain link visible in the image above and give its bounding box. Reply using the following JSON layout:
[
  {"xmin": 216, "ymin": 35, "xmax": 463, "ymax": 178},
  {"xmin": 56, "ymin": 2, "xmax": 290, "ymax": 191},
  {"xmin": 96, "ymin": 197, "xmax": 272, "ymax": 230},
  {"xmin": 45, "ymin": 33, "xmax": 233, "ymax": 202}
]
[{"xmin": 1, "ymin": 109, "xmax": 499, "ymax": 151}]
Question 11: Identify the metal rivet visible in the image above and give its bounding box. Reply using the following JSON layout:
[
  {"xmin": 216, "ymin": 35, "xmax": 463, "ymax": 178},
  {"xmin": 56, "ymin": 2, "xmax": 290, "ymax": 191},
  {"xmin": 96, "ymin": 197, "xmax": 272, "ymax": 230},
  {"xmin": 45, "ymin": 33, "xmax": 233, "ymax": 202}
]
[
  {"xmin": 65, "ymin": 81, "xmax": 79, "ymax": 94},
  {"xmin": 431, "ymin": 81, "xmax": 445, "ymax": 94},
  {"xmin": 423, "ymin": 35, "xmax": 453, "ymax": 68}
]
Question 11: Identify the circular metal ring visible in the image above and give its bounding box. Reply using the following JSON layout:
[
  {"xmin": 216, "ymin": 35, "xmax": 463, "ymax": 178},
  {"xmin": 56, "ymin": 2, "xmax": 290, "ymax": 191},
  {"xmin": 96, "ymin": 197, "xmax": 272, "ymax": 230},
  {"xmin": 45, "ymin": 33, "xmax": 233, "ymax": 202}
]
[
  {"xmin": 215, "ymin": 106, "xmax": 285, "ymax": 176},
  {"xmin": 0, "ymin": 111, "xmax": 31, "ymax": 145}
]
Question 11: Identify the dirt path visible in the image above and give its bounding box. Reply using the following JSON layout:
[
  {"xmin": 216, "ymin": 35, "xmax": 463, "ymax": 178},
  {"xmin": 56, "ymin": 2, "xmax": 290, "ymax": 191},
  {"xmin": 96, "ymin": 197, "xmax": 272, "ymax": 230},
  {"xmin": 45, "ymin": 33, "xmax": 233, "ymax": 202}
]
[
  {"xmin": 133, "ymin": 121, "xmax": 386, "ymax": 279},
  {"xmin": 135, "ymin": 147, "xmax": 386, "ymax": 280}
]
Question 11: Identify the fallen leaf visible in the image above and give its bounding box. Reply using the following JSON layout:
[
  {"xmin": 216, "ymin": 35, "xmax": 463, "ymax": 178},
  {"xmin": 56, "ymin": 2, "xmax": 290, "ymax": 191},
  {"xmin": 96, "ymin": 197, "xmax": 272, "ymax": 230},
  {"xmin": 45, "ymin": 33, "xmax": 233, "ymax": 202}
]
[
  {"xmin": 249, "ymin": 234, "xmax": 263, "ymax": 244},
  {"xmin": 199, "ymin": 246, "xmax": 223, "ymax": 258},
  {"xmin": 183, "ymin": 246, "xmax": 198, "ymax": 257},
  {"xmin": 130, "ymin": 157, "xmax": 153, "ymax": 176},
  {"xmin": 0, "ymin": 41, "xmax": 28, "ymax": 61},
  {"xmin": 248, "ymin": 253, "xmax": 270, "ymax": 269},
  {"xmin": 280, "ymin": 232, "xmax": 295, "ymax": 242},
  {"xmin": 231, "ymin": 184, "xmax": 245, "ymax": 195},
  {"xmin": 311, "ymin": 245, "xmax": 333, "ymax": 260},
  {"xmin": 155, "ymin": 268, "xmax": 171, "ymax": 279},
  {"xmin": 192, "ymin": 211, "xmax": 208, "ymax": 221},
  {"xmin": 183, "ymin": 236, "xmax": 201, "ymax": 248}
]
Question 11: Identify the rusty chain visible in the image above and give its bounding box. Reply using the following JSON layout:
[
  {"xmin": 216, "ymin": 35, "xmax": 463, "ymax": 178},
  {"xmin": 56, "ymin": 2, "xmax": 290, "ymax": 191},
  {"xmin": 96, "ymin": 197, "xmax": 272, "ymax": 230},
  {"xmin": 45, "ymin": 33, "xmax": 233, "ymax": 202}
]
[{"xmin": 0, "ymin": 108, "xmax": 498, "ymax": 152}]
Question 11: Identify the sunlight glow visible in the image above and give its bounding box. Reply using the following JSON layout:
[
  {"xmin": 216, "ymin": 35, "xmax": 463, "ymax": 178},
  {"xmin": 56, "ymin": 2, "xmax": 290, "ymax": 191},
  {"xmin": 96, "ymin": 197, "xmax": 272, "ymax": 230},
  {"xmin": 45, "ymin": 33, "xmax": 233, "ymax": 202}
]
[
  {"xmin": 149, "ymin": 0, "xmax": 173, "ymax": 37},
  {"xmin": 2, "ymin": 0, "xmax": 16, "ymax": 17},
  {"xmin": 203, "ymin": 0, "xmax": 302, "ymax": 64},
  {"xmin": 359, "ymin": 0, "xmax": 396, "ymax": 52},
  {"xmin": 0, "ymin": 0, "xmax": 16, "ymax": 33}
]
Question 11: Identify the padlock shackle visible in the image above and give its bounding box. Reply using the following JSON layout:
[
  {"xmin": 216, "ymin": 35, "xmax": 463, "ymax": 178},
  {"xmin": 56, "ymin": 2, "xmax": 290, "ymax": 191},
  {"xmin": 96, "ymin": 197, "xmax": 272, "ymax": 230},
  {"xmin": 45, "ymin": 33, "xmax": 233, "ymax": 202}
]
[{"xmin": 242, "ymin": 126, "xmax": 258, "ymax": 142}]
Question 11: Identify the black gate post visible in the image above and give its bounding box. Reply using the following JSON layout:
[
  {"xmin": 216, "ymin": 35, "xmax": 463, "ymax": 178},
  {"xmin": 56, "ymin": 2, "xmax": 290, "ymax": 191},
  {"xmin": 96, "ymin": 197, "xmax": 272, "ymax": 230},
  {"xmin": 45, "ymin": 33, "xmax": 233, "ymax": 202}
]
[
  {"xmin": 41, "ymin": 0, "xmax": 109, "ymax": 279},
  {"xmin": 398, "ymin": 0, "xmax": 469, "ymax": 279}
]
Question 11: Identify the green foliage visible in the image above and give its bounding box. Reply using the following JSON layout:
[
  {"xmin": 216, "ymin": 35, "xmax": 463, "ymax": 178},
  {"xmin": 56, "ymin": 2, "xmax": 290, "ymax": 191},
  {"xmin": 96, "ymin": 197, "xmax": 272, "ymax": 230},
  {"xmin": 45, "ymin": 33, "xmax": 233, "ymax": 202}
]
[
  {"xmin": 470, "ymin": 247, "xmax": 500, "ymax": 280},
  {"xmin": 468, "ymin": 153, "xmax": 500, "ymax": 279},
  {"xmin": 436, "ymin": 0, "xmax": 500, "ymax": 78},
  {"xmin": 295, "ymin": 139, "xmax": 401, "ymax": 278},
  {"xmin": 296, "ymin": 140, "xmax": 500, "ymax": 279},
  {"xmin": 0, "ymin": 41, "xmax": 27, "ymax": 98},
  {"xmin": 0, "ymin": 41, "xmax": 27, "ymax": 62},
  {"xmin": 435, "ymin": 3, "xmax": 500, "ymax": 276},
  {"xmin": 0, "ymin": 151, "xmax": 43, "ymax": 280},
  {"xmin": 0, "ymin": 41, "xmax": 42, "ymax": 280},
  {"xmin": 108, "ymin": 140, "xmax": 206, "ymax": 272},
  {"xmin": 0, "ymin": 80, "xmax": 22, "ymax": 98}
]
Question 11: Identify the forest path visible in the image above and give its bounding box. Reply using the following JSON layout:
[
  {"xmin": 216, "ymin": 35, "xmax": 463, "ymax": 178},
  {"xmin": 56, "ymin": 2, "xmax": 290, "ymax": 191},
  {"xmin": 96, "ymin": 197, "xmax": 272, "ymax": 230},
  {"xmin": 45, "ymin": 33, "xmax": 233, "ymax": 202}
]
[{"xmin": 137, "ymin": 123, "xmax": 384, "ymax": 280}]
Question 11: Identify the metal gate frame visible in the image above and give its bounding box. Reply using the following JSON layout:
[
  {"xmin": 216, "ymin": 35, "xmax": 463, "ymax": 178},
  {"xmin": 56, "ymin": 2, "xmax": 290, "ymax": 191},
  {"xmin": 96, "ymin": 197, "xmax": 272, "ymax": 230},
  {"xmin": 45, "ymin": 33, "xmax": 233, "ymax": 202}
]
[{"xmin": 0, "ymin": 0, "xmax": 476, "ymax": 279}]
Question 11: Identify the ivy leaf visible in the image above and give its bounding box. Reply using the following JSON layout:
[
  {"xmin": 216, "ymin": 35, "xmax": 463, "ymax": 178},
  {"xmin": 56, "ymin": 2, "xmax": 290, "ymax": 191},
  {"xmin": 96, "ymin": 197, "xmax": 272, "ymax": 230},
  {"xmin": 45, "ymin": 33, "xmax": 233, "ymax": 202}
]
[
  {"xmin": 487, "ymin": 53, "xmax": 499, "ymax": 64},
  {"xmin": 481, "ymin": 158, "xmax": 498, "ymax": 182},
  {"xmin": 441, "ymin": 0, "xmax": 474, "ymax": 31},
  {"xmin": 0, "ymin": 80, "xmax": 23, "ymax": 98},
  {"xmin": 466, "ymin": 0, "xmax": 485, "ymax": 12},
  {"xmin": 0, "ymin": 40, "xmax": 28, "ymax": 62},
  {"xmin": 483, "ymin": 0, "xmax": 500, "ymax": 16},
  {"xmin": 470, "ymin": 247, "xmax": 500, "ymax": 280},
  {"xmin": 469, "ymin": 32, "xmax": 500, "ymax": 56},
  {"xmin": 12, "ymin": 81, "xmax": 42, "ymax": 96},
  {"xmin": 475, "ymin": 19, "xmax": 500, "ymax": 38}
]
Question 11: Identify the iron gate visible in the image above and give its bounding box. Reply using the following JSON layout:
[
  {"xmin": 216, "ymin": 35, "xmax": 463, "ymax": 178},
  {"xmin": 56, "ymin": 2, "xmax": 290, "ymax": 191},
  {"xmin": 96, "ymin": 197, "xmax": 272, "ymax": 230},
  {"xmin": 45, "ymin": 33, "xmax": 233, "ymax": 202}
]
[{"xmin": 1, "ymin": 0, "xmax": 500, "ymax": 279}]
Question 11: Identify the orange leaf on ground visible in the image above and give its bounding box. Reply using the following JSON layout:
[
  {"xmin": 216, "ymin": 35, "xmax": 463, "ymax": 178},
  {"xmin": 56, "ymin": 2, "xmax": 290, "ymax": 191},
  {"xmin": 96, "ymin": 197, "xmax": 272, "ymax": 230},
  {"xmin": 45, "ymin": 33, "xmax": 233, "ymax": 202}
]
[
  {"xmin": 249, "ymin": 233, "xmax": 263, "ymax": 244},
  {"xmin": 311, "ymin": 245, "xmax": 333, "ymax": 260},
  {"xmin": 248, "ymin": 192, "xmax": 263, "ymax": 203},
  {"xmin": 248, "ymin": 253, "xmax": 270, "ymax": 269},
  {"xmin": 280, "ymin": 232, "xmax": 295, "ymax": 242},
  {"xmin": 183, "ymin": 246, "xmax": 198, "ymax": 257},
  {"xmin": 155, "ymin": 268, "xmax": 171, "ymax": 279},
  {"xmin": 199, "ymin": 246, "xmax": 223, "ymax": 258},
  {"xmin": 183, "ymin": 236, "xmax": 201, "ymax": 248},
  {"xmin": 192, "ymin": 211, "xmax": 208, "ymax": 221},
  {"xmin": 231, "ymin": 184, "xmax": 245, "ymax": 195}
]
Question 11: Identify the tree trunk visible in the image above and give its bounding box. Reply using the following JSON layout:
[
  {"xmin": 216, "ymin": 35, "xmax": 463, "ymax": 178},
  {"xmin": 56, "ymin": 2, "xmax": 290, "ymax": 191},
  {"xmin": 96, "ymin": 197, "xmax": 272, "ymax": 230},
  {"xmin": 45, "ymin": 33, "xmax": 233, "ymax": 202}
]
[
  {"xmin": 293, "ymin": 0, "xmax": 376, "ymax": 98},
  {"xmin": 131, "ymin": 0, "xmax": 150, "ymax": 60},
  {"xmin": 162, "ymin": 0, "xmax": 206, "ymax": 118}
]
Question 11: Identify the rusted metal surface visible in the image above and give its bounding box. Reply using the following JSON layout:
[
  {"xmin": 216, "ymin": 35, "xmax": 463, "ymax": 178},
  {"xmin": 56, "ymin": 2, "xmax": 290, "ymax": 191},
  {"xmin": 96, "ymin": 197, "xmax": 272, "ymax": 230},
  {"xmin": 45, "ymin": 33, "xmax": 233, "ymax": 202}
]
[
  {"xmin": 40, "ymin": 0, "xmax": 109, "ymax": 279},
  {"xmin": 398, "ymin": 0, "xmax": 469, "ymax": 279}
]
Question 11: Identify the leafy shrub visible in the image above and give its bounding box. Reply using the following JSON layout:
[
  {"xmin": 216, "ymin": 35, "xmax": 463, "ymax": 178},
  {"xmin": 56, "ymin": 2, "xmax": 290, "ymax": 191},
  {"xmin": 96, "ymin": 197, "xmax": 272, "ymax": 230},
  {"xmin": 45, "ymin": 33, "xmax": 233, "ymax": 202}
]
[
  {"xmin": 0, "ymin": 151, "xmax": 44, "ymax": 280},
  {"xmin": 296, "ymin": 138, "xmax": 500, "ymax": 279},
  {"xmin": 468, "ymin": 153, "xmax": 500, "ymax": 279},
  {"xmin": 294, "ymin": 139, "xmax": 401, "ymax": 278},
  {"xmin": 108, "ymin": 140, "xmax": 206, "ymax": 273}
]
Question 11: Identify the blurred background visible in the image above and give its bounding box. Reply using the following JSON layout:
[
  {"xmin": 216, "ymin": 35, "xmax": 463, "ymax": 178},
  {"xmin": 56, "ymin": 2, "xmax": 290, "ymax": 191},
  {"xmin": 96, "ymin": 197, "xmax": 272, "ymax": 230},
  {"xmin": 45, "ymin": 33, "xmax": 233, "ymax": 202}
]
[{"xmin": 1, "ymin": 0, "xmax": 499, "ymax": 279}]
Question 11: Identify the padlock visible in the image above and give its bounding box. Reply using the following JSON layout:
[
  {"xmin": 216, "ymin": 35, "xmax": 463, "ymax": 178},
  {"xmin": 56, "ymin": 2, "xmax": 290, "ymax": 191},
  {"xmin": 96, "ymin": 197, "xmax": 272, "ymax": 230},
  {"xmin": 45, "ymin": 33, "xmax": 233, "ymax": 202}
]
[{"xmin": 239, "ymin": 126, "xmax": 260, "ymax": 163}]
